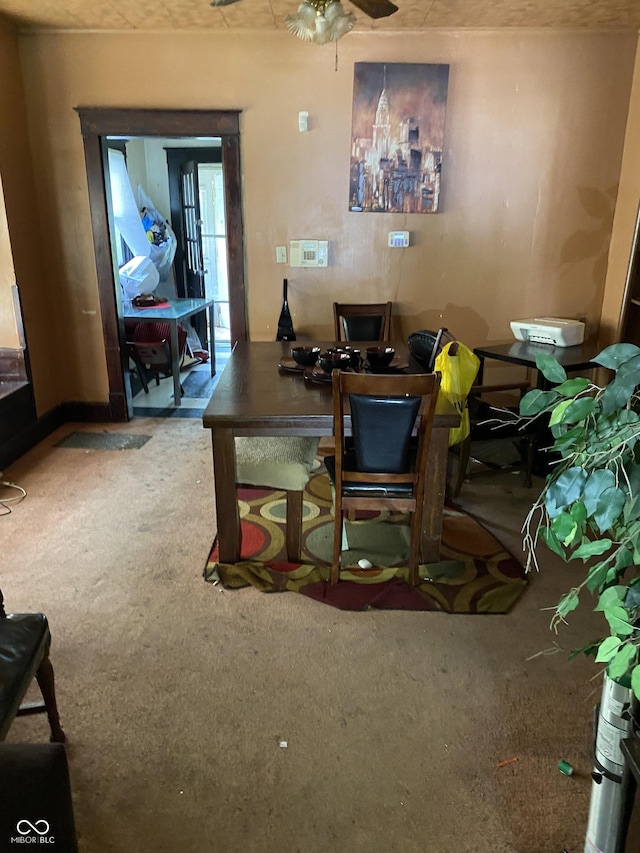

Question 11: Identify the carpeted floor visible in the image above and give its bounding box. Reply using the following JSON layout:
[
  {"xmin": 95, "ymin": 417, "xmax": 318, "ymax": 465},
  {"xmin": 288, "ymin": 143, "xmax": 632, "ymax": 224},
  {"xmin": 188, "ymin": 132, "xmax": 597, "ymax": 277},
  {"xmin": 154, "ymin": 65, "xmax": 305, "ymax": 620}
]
[
  {"xmin": 1, "ymin": 418, "xmax": 632, "ymax": 853},
  {"xmin": 205, "ymin": 466, "xmax": 528, "ymax": 613}
]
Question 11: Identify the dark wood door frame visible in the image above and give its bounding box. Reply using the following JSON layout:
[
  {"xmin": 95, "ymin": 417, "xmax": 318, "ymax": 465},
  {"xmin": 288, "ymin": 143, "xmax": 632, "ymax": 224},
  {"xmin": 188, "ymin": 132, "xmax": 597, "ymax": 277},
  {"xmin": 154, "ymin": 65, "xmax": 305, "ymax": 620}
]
[
  {"xmin": 76, "ymin": 107, "xmax": 247, "ymax": 421},
  {"xmin": 166, "ymin": 146, "xmax": 222, "ymax": 300}
]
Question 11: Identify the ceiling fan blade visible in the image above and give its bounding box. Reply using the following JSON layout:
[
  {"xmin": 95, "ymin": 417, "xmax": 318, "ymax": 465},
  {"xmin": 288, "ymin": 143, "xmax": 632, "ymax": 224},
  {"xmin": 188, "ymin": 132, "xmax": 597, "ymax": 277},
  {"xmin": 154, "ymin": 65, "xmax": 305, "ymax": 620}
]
[
  {"xmin": 349, "ymin": 0, "xmax": 399, "ymax": 18},
  {"xmin": 210, "ymin": 0, "xmax": 242, "ymax": 6}
]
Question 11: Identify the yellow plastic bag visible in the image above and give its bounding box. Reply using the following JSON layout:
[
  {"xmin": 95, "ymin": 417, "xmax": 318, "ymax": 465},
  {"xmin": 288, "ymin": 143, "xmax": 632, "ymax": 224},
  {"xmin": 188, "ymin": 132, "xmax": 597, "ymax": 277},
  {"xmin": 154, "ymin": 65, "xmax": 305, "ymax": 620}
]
[{"xmin": 434, "ymin": 341, "xmax": 480, "ymax": 446}]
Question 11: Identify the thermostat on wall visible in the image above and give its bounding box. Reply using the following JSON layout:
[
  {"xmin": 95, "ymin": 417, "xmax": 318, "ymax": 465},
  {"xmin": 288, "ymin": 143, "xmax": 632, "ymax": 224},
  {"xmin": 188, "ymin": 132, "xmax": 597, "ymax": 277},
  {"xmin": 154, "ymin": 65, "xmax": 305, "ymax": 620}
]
[
  {"xmin": 388, "ymin": 231, "xmax": 410, "ymax": 248},
  {"xmin": 289, "ymin": 239, "xmax": 328, "ymax": 267}
]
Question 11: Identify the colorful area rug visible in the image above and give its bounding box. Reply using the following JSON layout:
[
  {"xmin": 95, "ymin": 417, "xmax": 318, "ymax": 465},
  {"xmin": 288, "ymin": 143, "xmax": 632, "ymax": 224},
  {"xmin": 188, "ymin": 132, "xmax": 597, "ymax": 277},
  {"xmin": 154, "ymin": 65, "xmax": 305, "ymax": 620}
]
[{"xmin": 204, "ymin": 464, "xmax": 527, "ymax": 613}]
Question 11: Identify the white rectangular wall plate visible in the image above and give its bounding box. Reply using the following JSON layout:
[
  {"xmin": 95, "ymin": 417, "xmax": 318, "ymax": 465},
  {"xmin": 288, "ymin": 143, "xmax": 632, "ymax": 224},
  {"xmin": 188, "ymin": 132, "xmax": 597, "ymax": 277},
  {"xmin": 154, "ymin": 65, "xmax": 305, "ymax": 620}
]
[
  {"xmin": 388, "ymin": 230, "xmax": 410, "ymax": 248},
  {"xmin": 289, "ymin": 239, "xmax": 328, "ymax": 267},
  {"xmin": 276, "ymin": 245, "xmax": 287, "ymax": 263}
]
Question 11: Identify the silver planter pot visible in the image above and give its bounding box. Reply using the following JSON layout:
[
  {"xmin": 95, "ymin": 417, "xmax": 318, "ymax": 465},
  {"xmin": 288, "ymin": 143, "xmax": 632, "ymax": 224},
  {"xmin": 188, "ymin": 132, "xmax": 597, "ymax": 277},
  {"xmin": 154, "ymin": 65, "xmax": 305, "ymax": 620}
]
[{"xmin": 585, "ymin": 673, "xmax": 639, "ymax": 853}]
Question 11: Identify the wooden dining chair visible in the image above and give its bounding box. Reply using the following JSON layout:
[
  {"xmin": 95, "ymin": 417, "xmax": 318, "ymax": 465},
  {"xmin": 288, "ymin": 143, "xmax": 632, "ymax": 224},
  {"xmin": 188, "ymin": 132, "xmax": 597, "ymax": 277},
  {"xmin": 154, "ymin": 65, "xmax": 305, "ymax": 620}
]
[
  {"xmin": 0, "ymin": 589, "xmax": 65, "ymax": 744},
  {"xmin": 234, "ymin": 436, "xmax": 320, "ymax": 562},
  {"xmin": 333, "ymin": 301, "xmax": 392, "ymax": 342},
  {"xmin": 324, "ymin": 370, "xmax": 441, "ymax": 586}
]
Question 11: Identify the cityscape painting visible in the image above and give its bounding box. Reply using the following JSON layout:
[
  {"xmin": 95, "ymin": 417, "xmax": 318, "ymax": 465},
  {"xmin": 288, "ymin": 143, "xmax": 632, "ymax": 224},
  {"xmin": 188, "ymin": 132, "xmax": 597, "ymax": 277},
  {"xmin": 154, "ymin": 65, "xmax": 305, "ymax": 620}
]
[{"xmin": 349, "ymin": 62, "xmax": 450, "ymax": 214}]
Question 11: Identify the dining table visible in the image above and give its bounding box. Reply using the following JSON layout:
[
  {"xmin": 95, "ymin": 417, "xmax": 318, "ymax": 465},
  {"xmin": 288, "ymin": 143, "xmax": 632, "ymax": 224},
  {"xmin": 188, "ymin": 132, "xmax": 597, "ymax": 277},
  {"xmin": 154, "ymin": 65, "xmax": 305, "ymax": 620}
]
[
  {"xmin": 123, "ymin": 296, "xmax": 216, "ymax": 406},
  {"xmin": 202, "ymin": 340, "xmax": 460, "ymax": 565}
]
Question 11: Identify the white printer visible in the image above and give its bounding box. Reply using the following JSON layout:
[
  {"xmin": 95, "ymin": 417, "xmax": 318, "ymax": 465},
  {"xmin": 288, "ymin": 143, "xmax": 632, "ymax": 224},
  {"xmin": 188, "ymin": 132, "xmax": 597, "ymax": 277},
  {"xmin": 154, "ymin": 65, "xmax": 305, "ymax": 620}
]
[{"xmin": 510, "ymin": 317, "xmax": 585, "ymax": 347}]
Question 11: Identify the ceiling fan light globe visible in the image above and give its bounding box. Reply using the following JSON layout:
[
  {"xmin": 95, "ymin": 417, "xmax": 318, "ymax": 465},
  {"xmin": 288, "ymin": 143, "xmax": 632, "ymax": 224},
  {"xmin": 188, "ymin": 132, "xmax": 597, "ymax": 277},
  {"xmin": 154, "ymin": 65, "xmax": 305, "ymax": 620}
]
[
  {"xmin": 285, "ymin": 2, "xmax": 318, "ymax": 40},
  {"xmin": 285, "ymin": 0, "xmax": 355, "ymax": 44},
  {"xmin": 324, "ymin": 0, "xmax": 345, "ymax": 21},
  {"xmin": 328, "ymin": 10, "xmax": 356, "ymax": 38},
  {"xmin": 314, "ymin": 17, "xmax": 331, "ymax": 41}
]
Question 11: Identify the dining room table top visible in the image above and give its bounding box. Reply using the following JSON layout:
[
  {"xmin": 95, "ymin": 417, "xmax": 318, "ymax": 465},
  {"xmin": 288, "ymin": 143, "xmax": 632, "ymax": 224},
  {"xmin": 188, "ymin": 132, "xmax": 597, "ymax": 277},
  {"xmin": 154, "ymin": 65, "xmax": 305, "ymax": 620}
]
[{"xmin": 202, "ymin": 340, "xmax": 459, "ymax": 434}]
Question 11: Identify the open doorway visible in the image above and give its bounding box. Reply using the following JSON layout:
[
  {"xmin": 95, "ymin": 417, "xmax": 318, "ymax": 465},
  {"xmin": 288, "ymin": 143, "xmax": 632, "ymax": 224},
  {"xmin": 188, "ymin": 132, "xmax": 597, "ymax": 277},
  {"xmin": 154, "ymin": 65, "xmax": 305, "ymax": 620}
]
[
  {"xmin": 77, "ymin": 108, "xmax": 246, "ymax": 422},
  {"xmin": 105, "ymin": 137, "xmax": 232, "ymax": 416}
]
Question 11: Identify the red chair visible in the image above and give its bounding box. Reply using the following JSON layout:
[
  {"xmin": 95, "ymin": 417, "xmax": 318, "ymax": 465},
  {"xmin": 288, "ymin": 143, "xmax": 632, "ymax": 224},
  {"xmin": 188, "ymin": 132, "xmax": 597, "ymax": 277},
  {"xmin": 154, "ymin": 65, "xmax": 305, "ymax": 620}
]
[{"xmin": 126, "ymin": 322, "xmax": 187, "ymax": 395}]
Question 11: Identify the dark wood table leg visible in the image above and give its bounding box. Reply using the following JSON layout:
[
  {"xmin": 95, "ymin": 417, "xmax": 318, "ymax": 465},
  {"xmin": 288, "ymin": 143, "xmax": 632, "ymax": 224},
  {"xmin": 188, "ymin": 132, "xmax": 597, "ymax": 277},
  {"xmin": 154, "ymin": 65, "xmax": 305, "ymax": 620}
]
[
  {"xmin": 212, "ymin": 428, "xmax": 240, "ymax": 562},
  {"xmin": 35, "ymin": 647, "xmax": 65, "ymax": 744},
  {"xmin": 421, "ymin": 425, "xmax": 448, "ymax": 563}
]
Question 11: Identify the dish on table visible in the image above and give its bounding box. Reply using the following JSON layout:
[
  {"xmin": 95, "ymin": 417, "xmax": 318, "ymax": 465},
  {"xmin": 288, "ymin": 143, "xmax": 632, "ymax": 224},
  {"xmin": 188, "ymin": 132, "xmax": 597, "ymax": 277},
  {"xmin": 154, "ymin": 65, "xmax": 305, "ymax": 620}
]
[
  {"xmin": 278, "ymin": 356, "xmax": 306, "ymax": 373},
  {"xmin": 308, "ymin": 365, "xmax": 334, "ymax": 384},
  {"xmin": 291, "ymin": 345, "xmax": 321, "ymax": 366}
]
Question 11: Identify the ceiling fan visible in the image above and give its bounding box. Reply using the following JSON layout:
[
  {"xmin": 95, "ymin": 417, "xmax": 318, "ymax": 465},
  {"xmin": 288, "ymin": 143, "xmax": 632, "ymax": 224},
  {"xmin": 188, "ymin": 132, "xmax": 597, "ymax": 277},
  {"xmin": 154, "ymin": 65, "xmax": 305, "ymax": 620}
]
[{"xmin": 210, "ymin": 0, "xmax": 399, "ymax": 44}]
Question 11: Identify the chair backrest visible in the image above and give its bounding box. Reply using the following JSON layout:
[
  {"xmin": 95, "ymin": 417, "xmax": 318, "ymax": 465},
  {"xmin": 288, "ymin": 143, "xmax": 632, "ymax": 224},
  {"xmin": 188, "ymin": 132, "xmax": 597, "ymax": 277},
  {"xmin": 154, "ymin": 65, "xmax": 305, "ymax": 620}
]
[
  {"xmin": 331, "ymin": 370, "xmax": 440, "ymax": 496},
  {"xmin": 133, "ymin": 321, "xmax": 186, "ymax": 350},
  {"xmin": 129, "ymin": 322, "xmax": 187, "ymax": 371},
  {"xmin": 407, "ymin": 327, "xmax": 457, "ymax": 371},
  {"xmin": 333, "ymin": 302, "xmax": 392, "ymax": 342}
]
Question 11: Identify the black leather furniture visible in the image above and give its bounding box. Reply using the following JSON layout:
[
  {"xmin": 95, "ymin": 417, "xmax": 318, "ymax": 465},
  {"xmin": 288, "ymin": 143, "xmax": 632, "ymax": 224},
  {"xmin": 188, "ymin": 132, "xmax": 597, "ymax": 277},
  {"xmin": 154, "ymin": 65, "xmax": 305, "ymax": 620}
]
[
  {"xmin": 0, "ymin": 589, "xmax": 65, "ymax": 743},
  {"xmin": 0, "ymin": 743, "xmax": 78, "ymax": 851}
]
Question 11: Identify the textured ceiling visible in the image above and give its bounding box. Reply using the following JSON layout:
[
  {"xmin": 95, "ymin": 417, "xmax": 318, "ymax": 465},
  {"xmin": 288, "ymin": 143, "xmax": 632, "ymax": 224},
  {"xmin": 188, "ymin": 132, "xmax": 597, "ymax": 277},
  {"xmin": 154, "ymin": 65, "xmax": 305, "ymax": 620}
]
[{"xmin": 0, "ymin": 0, "xmax": 639, "ymax": 33}]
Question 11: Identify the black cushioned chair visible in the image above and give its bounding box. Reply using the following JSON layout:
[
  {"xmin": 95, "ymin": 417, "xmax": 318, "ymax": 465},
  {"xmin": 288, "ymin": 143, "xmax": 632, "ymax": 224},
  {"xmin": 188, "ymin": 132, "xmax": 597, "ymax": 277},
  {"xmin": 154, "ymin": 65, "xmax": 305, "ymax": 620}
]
[
  {"xmin": 408, "ymin": 328, "xmax": 532, "ymax": 495},
  {"xmin": 333, "ymin": 301, "xmax": 392, "ymax": 342},
  {"xmin": 407, "ymin": 327, "xmax": 455, "ymax": 372},
  {"xmin": 324, "ymin": 370, "xmax": 441, "ymax": 586},
  {"xmin": 0, "ymin": 589, "xmax": 65, "ymax": 744}
]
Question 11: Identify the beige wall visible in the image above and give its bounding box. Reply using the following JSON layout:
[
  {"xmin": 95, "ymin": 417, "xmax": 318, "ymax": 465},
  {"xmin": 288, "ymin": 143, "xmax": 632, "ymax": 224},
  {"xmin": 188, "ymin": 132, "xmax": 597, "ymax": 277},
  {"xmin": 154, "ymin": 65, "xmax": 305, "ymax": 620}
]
[
  {"xmin": 0, "ymin": 171, "xmax": 19, "ymax": 350},
  {"xmin": 0, "ymin": 22, "xmax": 20, "ymax": 350},
  {"xmin": 0, "ymin": 19, "xmax": 59, "ymax": 392},
  {"xmin": 600, "ymin": 44, "xmax": 640, "ymax": 344},
  {"xmin": 10, "ymin": 27, "xmax": 639, "ymax": 407}
]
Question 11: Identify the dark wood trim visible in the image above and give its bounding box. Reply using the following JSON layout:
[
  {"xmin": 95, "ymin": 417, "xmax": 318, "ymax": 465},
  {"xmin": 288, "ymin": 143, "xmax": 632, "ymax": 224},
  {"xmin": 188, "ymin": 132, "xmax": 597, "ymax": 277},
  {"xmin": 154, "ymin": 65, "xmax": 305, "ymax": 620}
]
[
  {"xmin": 166, "ymin": 147, "xmax": 222, "ymax": 166},
  {"xmin": 83, "ymin": 132, "xmax": 127, "ymax": 412},
  {"xmin": 77, "ymin": 108, "xmax": 240, "ymax": 138},
  {"xmin": 59, "ymin": 401, "xmax": 114, "ymax": 422},
  {"xmin": 76, "ymin": 107, "xmax": 247, "ymax": 423},
  {"xmin": 0, "ymin": 399, "xmax": 115, "ymax": 470},
  {"xmin": 0, "ymin": 384, "xmax": 37, "ymax": 466},
  {"xmin": 166, "ymin": 147, "xmax": 223, "ymax": 299},
  {"xmin": 222, "ymin": 135, "xmax": 247, "ymax": 346}
]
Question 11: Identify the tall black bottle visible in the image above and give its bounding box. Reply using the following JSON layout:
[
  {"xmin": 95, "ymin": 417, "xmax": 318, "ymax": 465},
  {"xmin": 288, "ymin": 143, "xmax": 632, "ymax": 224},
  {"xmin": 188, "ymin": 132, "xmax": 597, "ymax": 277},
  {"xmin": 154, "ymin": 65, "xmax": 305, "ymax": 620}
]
[{"xmin": 276, "ymin": 278, "xmax": 296, "ymax": 341}]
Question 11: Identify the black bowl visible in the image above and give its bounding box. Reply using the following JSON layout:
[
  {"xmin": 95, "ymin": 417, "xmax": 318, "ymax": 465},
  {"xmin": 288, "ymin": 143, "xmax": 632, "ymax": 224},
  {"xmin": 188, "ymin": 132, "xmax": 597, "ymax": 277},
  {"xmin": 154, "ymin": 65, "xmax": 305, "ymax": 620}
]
[
  {"xmin": 318, "ymin": 350, "xmax": 352, "ymax": 374},
  {"xmin": 291, "ymin": 346, "xmax": 321, "ymax": 366},
  {"xmin": 336, "ymin": 346, "xmax": 362, "ymax": 370},
  {"xmin": 366, "ymin": 346, "xmax": 395, "ymax": 368}
]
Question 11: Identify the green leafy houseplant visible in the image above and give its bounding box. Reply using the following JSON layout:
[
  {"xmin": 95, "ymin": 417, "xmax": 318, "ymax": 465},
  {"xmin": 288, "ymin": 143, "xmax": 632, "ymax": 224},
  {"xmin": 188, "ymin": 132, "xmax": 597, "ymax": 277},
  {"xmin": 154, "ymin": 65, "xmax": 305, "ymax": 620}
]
[{"xmin": 520, "ymin": 343, "xmax": 640, "ymax": 699}]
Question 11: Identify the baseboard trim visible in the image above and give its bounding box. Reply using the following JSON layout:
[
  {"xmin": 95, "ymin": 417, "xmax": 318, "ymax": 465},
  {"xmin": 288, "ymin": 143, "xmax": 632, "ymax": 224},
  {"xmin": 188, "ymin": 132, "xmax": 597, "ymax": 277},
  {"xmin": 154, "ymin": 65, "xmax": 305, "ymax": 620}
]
[
  {"xmin": 58, "ymin": 401, "xmax": 114, "ymax": 423},
  {"xmin": 0, "ymin": 400, "xmax": 120, "ymax": 470}
]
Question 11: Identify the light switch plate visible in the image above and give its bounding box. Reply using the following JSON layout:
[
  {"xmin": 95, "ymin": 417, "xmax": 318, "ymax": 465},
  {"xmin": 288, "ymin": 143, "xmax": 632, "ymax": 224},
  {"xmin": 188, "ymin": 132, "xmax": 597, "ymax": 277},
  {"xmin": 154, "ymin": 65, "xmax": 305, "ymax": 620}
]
[{"xmin": 276, "ymin": 246, "xmax": 287, "ymax": 263}]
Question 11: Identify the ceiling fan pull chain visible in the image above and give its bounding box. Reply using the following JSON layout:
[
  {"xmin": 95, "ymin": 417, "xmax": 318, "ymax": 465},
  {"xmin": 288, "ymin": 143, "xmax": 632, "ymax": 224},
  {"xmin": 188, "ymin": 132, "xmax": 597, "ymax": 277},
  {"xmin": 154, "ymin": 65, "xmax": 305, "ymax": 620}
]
[{"xmin": 335, "ymin": 39, "xmax": 338, "ymax": 71}]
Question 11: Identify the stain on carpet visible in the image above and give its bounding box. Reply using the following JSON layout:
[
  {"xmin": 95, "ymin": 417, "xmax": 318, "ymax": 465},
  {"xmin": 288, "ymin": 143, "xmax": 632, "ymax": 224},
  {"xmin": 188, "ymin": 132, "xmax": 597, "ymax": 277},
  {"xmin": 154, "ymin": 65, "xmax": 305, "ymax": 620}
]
[{"xmin": 55, "ymin": 431, "xmax": 152, "ymax": 451}]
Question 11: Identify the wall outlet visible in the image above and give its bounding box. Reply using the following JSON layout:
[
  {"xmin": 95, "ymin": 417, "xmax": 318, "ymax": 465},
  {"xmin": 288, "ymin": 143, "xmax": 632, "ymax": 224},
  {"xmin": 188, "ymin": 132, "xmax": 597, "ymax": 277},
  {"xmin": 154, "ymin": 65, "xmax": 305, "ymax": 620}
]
[{"xmin": 276, "ymin": 246, "xmax": 287, "ymax": 264}]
